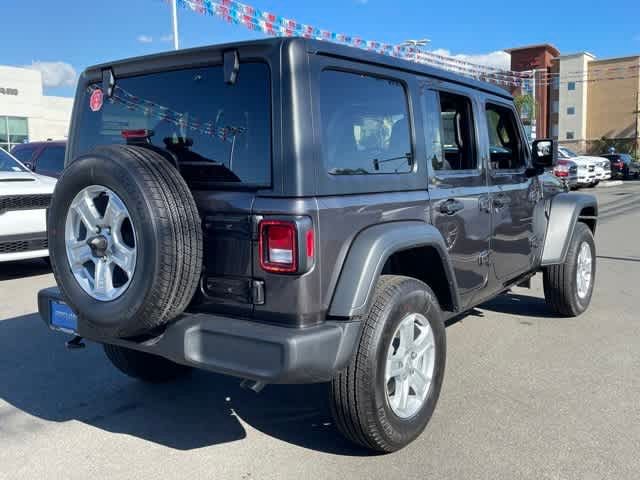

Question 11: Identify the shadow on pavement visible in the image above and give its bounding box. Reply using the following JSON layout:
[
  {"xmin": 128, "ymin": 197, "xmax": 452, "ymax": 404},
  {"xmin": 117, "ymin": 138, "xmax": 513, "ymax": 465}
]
[
  {"xmin": 0, "ymin": 313, "xmax": 370, "ymax": 456},
  {"xmin": 479, "ymin": 292, "xmax": 559, "ymax": 318},
  {"xmin": 1, "ymin": 292, "xmax": 560, "ymax": 453},
  {"xmin": 0, "ymin": 259, "xmax": 51, "ymax": 281}
]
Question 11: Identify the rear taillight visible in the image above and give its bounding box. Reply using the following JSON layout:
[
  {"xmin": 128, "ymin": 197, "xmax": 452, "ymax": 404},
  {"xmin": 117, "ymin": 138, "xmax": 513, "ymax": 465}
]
[
  {"xmin": 306, "ymin": 229, "xmax": 315, "ymax": 258},
  {"xmin": 258, "ymin": 218, "xmax": 315, "ymax": 274},
  {"xmin": 121, "ymin": 129, "xmax": 154, "ymax": 140},
  {"xmin": 554, "ymin": 164, "xmax": 570, "ymax": 177},
  {"xmin": 259, "ymin": 220, "xmax": 297, "ymax": 273}
]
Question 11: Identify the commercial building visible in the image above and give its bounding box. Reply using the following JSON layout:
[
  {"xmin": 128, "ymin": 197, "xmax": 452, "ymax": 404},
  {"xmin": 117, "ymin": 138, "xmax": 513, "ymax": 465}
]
[
  {"xmin": 0, "ymin": 65, "xmax": 73, "ymax": 152},
  {"xmin": 508, "ymin": 45, "xmax": 640, "ymax": 154},
  {"xmin": 506, "ymin": 44, "xmax": 560, "ymax": 140}
]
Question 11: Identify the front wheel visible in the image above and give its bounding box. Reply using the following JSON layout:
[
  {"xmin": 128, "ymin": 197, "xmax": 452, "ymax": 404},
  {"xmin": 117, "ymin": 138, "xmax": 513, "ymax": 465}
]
[
  {"xmin": 543, "ymin": 222, "xmax": 596, "ymax": 316},
  {"xmin": 329, "ymin": 275, "xmax": 446, "ymax": 453}
]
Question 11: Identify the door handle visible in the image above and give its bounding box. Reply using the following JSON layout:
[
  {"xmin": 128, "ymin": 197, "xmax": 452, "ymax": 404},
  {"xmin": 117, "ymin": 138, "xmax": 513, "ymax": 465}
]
[
  {"xmin": 493, "ymin": 194, "xmax": 508, "ymax": 209},
  {"xmin": 439, "ymin": 199, "xmax": 464, "ymax": 215}
]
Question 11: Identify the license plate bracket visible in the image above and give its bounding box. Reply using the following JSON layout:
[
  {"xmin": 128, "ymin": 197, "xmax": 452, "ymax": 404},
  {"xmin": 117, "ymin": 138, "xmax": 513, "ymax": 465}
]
[{"xmin": 50, "ymin": 300, "xmax": 78, "ymax": 333}]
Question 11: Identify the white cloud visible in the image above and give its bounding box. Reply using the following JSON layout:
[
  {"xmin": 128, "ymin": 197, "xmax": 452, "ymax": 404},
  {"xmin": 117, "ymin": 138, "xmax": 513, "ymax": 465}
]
[
  {"xmin": 137, "ymin": 34, "xmax": 153, "ymax": 43},
  {"xmin": 160, "ymin": 34, "xmax": 174, "ymax": 42},
  {"xmin": 26, "ymin": 61, "xmax": 77, "ymax": 88},
  {"xmin": 430, "ymin": 48, "xmax": 511, "ymax": 70}
]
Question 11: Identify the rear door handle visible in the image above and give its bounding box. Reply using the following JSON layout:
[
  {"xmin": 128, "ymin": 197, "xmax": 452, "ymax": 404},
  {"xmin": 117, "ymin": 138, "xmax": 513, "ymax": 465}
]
[
  {"xmin": 439, "ymin": 199, "xmax": 464, "ymax": 215},
  {"xmin": 493, "ymin": 194, "xmax": 508, "ymax": 209}
]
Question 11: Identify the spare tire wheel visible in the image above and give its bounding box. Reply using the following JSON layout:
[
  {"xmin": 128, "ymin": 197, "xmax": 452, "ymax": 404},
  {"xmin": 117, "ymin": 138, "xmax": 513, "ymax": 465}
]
[{"xmin": 47, "ymin": 145, "xmax": 203, "ymax": 338}]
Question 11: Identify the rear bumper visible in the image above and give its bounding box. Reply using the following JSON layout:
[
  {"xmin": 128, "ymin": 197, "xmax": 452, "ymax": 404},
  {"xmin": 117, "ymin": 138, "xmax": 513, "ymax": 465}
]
[{"xmin": 38, "ymin": 287, "xmax": 360, "ymax": 384}]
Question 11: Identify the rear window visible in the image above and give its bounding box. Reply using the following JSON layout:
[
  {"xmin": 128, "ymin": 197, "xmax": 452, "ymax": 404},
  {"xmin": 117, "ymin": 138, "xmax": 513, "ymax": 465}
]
[{"xmin": 74, "ymin": 63, "xmax": 271, "ymax": 187}]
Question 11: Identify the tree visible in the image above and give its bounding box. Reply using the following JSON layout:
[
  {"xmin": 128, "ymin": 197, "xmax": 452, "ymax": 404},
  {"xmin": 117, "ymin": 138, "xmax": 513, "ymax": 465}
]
[{"xmin": 513, "ymin": 94, "xmax": 536, "ymax": 124}]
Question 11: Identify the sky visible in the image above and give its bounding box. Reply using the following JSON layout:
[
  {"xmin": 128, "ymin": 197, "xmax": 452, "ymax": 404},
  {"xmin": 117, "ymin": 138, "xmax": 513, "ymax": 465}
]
[{"xmin": 1, "ymin": 0, "xmax": 639, "ymax": 97}]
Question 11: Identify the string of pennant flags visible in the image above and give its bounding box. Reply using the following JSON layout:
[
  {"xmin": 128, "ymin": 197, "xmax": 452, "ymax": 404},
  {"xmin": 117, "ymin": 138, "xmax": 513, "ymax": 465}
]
[
  {"xmin": 170, "ymin": 0, "xmax": 533, "ymax": 88},
  {"xmin": 89, "ymin": 84, "xmax": 247, "ymax": 142},
  {"xmin": 168, "ymin": 0, "xmax": 640, "ymax": 89}
]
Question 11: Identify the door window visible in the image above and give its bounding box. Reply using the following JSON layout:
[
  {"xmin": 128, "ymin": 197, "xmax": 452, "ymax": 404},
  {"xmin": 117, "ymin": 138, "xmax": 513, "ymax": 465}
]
[
  {"xmin": 36, "ymin": 146, "xmax": 66, "ymax": 173},
  {"xmin": 433, "ymin": 92, "xmax": 477, "ymax": 171},
  {"xmin": 485, "ymin": 104, "xmax": 525, "ymax": 170}
]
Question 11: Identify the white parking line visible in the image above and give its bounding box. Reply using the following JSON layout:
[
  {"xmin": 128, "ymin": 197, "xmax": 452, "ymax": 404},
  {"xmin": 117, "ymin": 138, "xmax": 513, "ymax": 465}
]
[{"xmin": 598, "ymin": 181, "xmax": 624, "ymax": 188}]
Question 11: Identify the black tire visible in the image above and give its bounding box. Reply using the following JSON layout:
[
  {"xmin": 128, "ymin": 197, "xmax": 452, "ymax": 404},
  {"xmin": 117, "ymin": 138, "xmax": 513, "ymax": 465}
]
[
  {"xmin": 48, "ymin": 145, "xmax": 203, "ymax": 338},
  {"xmin": 543, "ymin": 222, "xmax": 596, "ymax": 316},
  {"xmin": 329, "ymin": 275, "xmax": 446, "ymax": 453},
  {"xmin": 104, "ymin": 344, "xmax": 192, "ymax": 383}
]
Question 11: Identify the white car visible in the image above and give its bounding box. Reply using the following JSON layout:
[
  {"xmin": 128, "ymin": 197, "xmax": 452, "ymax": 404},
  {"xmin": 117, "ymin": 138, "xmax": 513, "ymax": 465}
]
[
  {"xmin": 597, "ymin": 158, "xmax": 612, "ymax": 181},
  {"xmin": 0, "ymin": 148, "xmax": 56, "ymax": 263},
  {"xmin": 558, "ymin": 147, "xmax": 600, "ymax": 187}
]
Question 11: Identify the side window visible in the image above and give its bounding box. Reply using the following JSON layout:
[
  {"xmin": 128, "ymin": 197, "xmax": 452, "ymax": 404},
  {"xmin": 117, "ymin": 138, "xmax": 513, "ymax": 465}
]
[
  {"xmin": 35, "ymin": 146, "xmax": 65, "ymax": 173},
  {"xmin": 319, "ymin": 70, "xmax": 412, "ymax": 175},
  {"xmin": 432, "ymin": 92, "xmax": 477, "ymax": 171},
  {"xmin": 485, "ymin": 104, "xmax": 525, "ymax": 170}
]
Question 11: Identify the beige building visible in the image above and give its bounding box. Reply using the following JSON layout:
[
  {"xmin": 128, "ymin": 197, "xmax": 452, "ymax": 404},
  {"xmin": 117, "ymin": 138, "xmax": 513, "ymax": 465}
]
[
  {"xmin": 550, "ymin": 53, "xmax": 640, "ymax": 154},
  {"xmin": 0, "ymin": 65, "xmax": 73, "ymax": 152}
]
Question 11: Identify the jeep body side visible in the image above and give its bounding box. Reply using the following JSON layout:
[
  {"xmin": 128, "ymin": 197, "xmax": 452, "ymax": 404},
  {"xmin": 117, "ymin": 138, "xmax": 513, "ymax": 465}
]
[{"xmin": 38, "ymin": 38, "xmax": 597, "ymax": 452}]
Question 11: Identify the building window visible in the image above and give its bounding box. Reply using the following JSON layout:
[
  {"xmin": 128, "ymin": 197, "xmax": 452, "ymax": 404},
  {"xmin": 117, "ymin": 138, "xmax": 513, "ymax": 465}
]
[
  {"xmin": 567, "ymin": 106, "xmax": 576, "ymax": 115},
  {"xmin": 568, "ymin": 82, "xmax": 576, "ymax": 91},
  {"xmin": 552, "ymin": 101, "xmax": 559, "ymax": 114},
  {"xmin": 552, "ymin": 77, "xmax": 560, "ymax": 89},
  {"xmin": 0, "ymin": 117, "xmax": 29, "ymax": 152},
  {"xmin": 566, "ymin": 131, "xmax": 575, "ymax": 140},
  {"xmin": 551, "ymin": 124, "xmax": 559, "ymax": 138}
]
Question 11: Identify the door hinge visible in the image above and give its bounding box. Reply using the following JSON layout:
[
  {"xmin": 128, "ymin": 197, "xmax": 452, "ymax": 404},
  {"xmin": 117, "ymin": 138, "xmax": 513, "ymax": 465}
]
[
  {"xmin": 251, "ymin": 280, "xmax": 265, "ymax": 305},
  {"xmin": 478, "ymin": 251, "xmax": 491, "ymax": 266}
]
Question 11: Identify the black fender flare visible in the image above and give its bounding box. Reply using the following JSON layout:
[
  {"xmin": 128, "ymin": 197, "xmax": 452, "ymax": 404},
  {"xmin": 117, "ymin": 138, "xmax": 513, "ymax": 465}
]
[
  {"xmin": 328, "ymin": 222, "xmax": 460, "ymax": 318},
  {"xmin": 541, "ymin": 193, "xmax": 598, "ymax": 266}
]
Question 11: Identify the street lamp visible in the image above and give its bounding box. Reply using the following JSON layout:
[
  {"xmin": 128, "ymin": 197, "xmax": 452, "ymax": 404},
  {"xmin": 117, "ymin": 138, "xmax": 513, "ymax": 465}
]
[{"xmin": 398, "ymin": 38, "xmax": 431, "ymax": 62}]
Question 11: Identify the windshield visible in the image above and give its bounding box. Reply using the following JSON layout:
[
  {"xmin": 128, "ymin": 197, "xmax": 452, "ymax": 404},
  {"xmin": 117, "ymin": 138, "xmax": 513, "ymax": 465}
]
[
  {"xmin": 558, "ymin": 147, "xmax": 577, "ymax": 158},
  {"xmin": 11, "ymin": 145, "xmax": 37, "ymax": 164},
  {"xmin": 74, "ymin": 63, "xmax": 271, "ymax": 187},
  {"xmin": 0, "ymin": 149, "xmax": 28, "ymax": 172}
]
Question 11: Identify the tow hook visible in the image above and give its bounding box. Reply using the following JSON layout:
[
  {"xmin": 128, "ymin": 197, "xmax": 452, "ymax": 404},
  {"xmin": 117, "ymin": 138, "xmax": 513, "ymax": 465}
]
[
  {"xmin": 65, "ymin": 335, "xmax": 86, "ymax": 350},
  {"xmin": 240, "ymin": 379, "xmax": 266, "ymax": 393}
]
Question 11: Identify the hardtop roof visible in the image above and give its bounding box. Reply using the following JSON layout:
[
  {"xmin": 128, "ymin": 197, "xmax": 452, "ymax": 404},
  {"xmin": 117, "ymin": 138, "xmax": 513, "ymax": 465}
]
[{"xmin": 84, "ymin": 37, "xmax": 513, "ymax": 100}]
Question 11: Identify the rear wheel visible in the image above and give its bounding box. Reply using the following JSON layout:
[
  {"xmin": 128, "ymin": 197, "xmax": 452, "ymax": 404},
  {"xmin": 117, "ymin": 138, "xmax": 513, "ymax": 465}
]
[
  {"xmin": 329, "ymin": 275, "xmax": 446, "ymax": 453},
  {"xmin": 104, "ymin": 344, "xmax": 191, "ymax": 383},
  {"xmin": 543, "ymin": 222, "xmax": 596, "ymax": 316}
]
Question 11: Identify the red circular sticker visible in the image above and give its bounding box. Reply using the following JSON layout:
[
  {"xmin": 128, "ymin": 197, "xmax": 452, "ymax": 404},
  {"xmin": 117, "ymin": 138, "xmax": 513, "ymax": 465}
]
[{"xmin": 89, "ymin": 89, "xmax": 103, "ymax": 112}]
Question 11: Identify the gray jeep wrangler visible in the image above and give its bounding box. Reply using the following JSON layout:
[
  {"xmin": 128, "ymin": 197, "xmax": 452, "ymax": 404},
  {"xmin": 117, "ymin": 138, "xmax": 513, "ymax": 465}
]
[{"xmin": 38, "ymin": 38, "xmax": 597, "ymax": 452}]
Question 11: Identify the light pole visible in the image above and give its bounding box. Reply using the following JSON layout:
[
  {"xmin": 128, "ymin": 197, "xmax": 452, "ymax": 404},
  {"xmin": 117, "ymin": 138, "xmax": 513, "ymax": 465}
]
[
  {"xmin": 171, "ymin": 0, "xmax": 180, "ymax": 50},
  {"xmin": 398, "ymin": 39, "xmax": 431, "ymax": 62}
]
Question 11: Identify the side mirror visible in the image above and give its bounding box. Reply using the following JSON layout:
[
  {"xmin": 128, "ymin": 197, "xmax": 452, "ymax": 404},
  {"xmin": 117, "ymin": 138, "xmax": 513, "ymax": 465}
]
[{"xmin": 532, "ymin": 139, "xmax": 556, "ymax": 168}]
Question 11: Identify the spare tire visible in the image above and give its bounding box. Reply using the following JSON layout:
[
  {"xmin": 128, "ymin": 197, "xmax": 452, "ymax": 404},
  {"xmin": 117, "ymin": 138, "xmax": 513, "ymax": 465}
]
[{"xmin": 48, "ymin": 145, "xmax": 203, "ymax": 338}]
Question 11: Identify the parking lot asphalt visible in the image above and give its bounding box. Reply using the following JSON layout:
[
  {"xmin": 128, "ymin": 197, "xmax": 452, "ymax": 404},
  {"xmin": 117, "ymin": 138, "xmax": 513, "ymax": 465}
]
[{"xmin": 1, "ymin": 182, "xmax": 639, "ymax": 480}]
